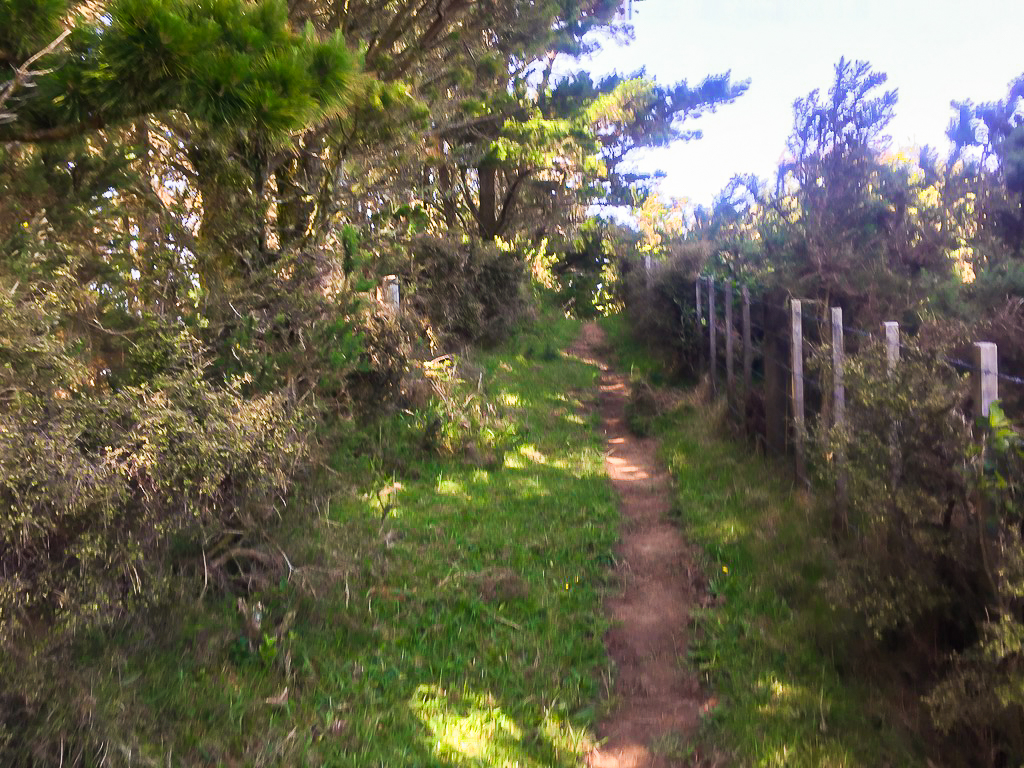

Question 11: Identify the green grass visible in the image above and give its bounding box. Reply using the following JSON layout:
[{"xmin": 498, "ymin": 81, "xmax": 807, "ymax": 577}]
[
  {"xmin": 598, "ymin": 313, "xmax": 673, "ymax": 384},
  {"xmin": 603, "ymin": 316, "xmax": 927, "ymax": 767},
  {"xmin": 63, "ymin": 311, "xmax": 620, "ymax": 767}
]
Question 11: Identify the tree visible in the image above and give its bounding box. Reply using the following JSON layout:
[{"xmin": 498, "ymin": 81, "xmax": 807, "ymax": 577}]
[
  {"xmin": 751, "ymin": 58, "xmax": 951, "ymax": 321},
  {"xmin": 947, "ymin": 75, "xmax": 1024, "ymax": 252},
  {"xmin": 434, "ymin": 67, "xmax": 747, "ymax": 242},
  {"xmin": 0, "ymin": 0, "xmax": 356, "ymax": 144}
]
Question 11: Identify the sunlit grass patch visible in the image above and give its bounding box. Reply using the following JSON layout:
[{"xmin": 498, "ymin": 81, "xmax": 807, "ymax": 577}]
[
  {"xmin": 58, "ymin": 308, "xmax": 621, "ymax": 766},
  {"xmin": 656, "ymin": 398, "xmax": 926, "ymax": 767},
  {"xmin": 601, "ymin": 313, "xmax": 926, "ymax": 767},
  {"xmin": 411, "ymin": 685, "xmax": 524, "ymax": 763}
]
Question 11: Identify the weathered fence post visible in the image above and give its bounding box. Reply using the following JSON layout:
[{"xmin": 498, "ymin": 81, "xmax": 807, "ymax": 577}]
[
  {"xmin": 971, "ymin": 342, "xmax": 1001, "ymax": 600},
  {"xmin": 884, "ymin": 322, "xmax": 900, "ymax": 372},
  {"xmin": 725, "ymin": 281, "xmax": 735, "ymax": 399},
  {"xmin": 382, "ymin": 275, "xmax": 400, "ymax": 314},
  {"xmin": 764, "ymin": 303, "xmax": 787, "ymax": 455},
  {"xmin": 742, "ymin": 286, "xmax": 752, "ymax": 395},
  {"xmin": 708, "ymin": 277, "xmax": 717, "ymax": 395},
  {"xmin": 696, "ymin": 278, "xmax": 704, "ymax": 373},
  {"xmin": 884, "ymin": 321, "xmax": 900, "ymax": 488},
  {"xmin": 791, "ymin": 299, "xmax": 807, "ymax": 486},
  {"xmin": 973, "ymin": 342, "xmax": 999, "ymax": 418},
  {"xmin": 832, "ymin": 307, "xmax": 848, "ymax": 525}
]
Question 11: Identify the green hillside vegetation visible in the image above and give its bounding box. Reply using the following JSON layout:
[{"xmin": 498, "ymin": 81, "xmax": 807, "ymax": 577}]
[
  {"xmin": 606, "ymin": 59, "xmax": 1024, "ymax": 767},
  {"xmin": 2, "ymin": 1, "xmax": 1023, "ymax": 765},
  {"xmin": 20, "ymin": 311, "xmax": 624, "ymax": 766}
]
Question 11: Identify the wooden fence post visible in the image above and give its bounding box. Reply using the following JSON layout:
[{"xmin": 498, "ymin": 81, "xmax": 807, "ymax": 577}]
[
  {"xmin": 382, "ymin": 275, "xmax": 400, "ymax": 314},
  {"xmin": 791, "ymin": 299, "xmax": 807, "ymax": 486},
  {"xmin": 742, "ymin": 286, "xmax": 752, "ymax": 395},
  {"xmin": 696, "ymin": 278, "xmax": 704, "ymax": 373},
  {"xmin": 971, "ymin": 342, "xmax": 1000, "ymax": 601},
  {"xmin": 708, "ymin": 277, "xmax": 717, "ymax": 395},
  {"xmin": 764, "ymin": 303, "xmax": 787, "ymax": 456},
  {"xmin": 884, "ymin": 322, "xmax": 900, "ymax": 488},
  {"xmin": 725, "ymin": 281, "xmax": 735, "ymax": 399},
  {"xmin": 832, "ymin": 307, "xmax": 848, "ymax": 525},
  {"xmin": 973, "ymin": 342, "xmax": 999, "ymax": 418},
  {"xmin": 884, "ymin": 322, "xmax": 900, "ymax": 372}
]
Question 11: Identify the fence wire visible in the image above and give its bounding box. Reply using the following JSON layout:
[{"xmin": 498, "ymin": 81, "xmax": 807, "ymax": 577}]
[
  {"xmin": 688, "ymin": 277, "xmax": 1024, "ymax": 449},
  {"xmin": 692, "ymin": 279, "xmax": 1023, "ymax": 390}
]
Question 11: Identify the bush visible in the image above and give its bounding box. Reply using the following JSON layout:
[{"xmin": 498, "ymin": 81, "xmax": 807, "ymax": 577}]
[
  {"xmin": 812, "ymin": 336, "xmax": 1024, "ymax": 765},
  {"xmin": 926, "ymin": 402, "xmax": 1024, "ymax": 762},
  {"xmin": 625, "ymin": 374, "xmax": 659, "ymax": 437},
  {"xmin": 814, "ymin": 340, "xmax": 973, "ymax": 634},
  {"xmin": 406, "ymin": 235, "xmax": 531, "ymax": 346},
  {"xmin": 0, "ymin": 277, "xmax": 308, "ymax": 762},
  {"xmin": 619, "ymin": 246, "xmax": 708, "ymax": 381}
]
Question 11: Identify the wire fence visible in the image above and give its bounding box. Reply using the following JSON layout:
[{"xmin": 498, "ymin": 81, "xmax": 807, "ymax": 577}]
[{"xmin": 689, "ymin": 274, "xmax": 1023, "ymax": 493}]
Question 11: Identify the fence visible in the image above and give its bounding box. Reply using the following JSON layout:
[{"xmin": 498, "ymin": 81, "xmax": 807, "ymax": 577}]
[{"xmin": 689, "ymin": 274, "xmax": 1024, "ymax": 507}]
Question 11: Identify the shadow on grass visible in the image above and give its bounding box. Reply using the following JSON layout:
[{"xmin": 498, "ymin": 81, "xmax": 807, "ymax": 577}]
[
  {"xmin": 64, "ymin": 317, "xmax": 620, "ymax": 767},
  {"xmin": 653, "ymin": 400, "xmax": 926, "ymax": 767}
]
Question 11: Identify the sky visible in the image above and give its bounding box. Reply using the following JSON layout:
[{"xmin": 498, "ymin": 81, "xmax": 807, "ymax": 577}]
[{"xmin": 568, "ymin": 0, "xmax": 1024, "ymax": 206}]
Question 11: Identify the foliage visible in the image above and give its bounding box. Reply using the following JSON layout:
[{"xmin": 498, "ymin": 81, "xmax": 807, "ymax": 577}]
[
  {"xmin": 602, "ymin": 322, "xmax": 926, "ymax": 766},
  {"xmin": 406, "ymin": 236, "xmax": 533, "ymax": 346},
  {"xmin": 805, "ymin": 333, "xmax": 1024, "ymax": 764},
  {"xmin": 0, "ymin": 0, "xmax": 752, "ymax": 760},
  {"xmin": 2, "ymin": 311, "xmax": 621, "ymax": 767},
  {"xmin": 926, "ymin": 402, "xmax": 1024, "ymax": 760},
  {"xmin": 624, "ymin": 373, "xmax": 658, "ymax": 436},
  {"xmin": 547, "ymin": 219, "xmax": 623, "ymax": 317},
  {"xmin": 617, "ymin": 237, "xmax": 710, "ymax": 382},
  {"xmin": 804, "ymin": 342, "xmax": 964, "ymax": 632},
  {"xmin": 616, "ymin": 56, "xmax": 1024, "ymax": 765},
  {"xmin": 0, "ymin": 0, "xmax": 358, "ymax": 142},
  {"xmin": 0, "ymin": 314, "xmax": 307, "ymax": 764}
]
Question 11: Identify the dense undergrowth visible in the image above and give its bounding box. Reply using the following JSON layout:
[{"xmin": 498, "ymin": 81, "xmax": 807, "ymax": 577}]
[
  {"xmin": 601, "ymin": 314, "xmax": 929, "ymax": 767},
  {"xmin": 7, "ymin": 310, "xmax": 622, "ymax": 766}
]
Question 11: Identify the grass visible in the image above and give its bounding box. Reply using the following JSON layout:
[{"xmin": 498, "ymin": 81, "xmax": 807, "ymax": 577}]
[
  {"xmin": 601, "ymin": 313, "xmax": 927, "ymax": 767},
  {"xmin": 62, "ymin": 311, "xmax": 620, "ymax": 766},
  {"xmin": 598, "ymin": 313, "xmax": 673, "ymax": 384}
]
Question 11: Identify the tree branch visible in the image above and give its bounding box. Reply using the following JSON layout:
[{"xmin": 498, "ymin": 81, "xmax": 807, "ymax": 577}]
[
  {"xmin": 493, "ymin": 167, "xmax": 534, "ymax": 236},
  {"xmin": 0, "ymin": 30, "xmax": 72, "ymax": 124},
  {"xmin": 0, "ymin": 116, "xmax": 108, "ymax": 144}
]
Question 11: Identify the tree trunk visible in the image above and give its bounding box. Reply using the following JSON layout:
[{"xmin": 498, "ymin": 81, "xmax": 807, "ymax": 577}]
[
  {"xmin": 477, "ymin": 163, "xmax": 498, "ymax": 240},
  {"xmin": 276, "ymin": 136, "xmax": 324, "ymax": 251},
  {"xmin": 189, "ymin": 135, "xmax": 265, "ymax": 293},
  {"xmin": 438, "ymin": 162, "xmax": 458, "ymax": 228}
]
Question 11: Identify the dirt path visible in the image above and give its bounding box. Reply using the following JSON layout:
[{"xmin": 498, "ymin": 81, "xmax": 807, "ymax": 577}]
[{"xmin": 569, "ymin": 322, "xmax": 705, "ymax": 768}]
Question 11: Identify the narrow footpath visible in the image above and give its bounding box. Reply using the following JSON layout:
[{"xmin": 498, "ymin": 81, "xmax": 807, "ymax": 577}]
[{"xmin": 570, "ymin": 322, "xmax": 705, "ymax": 768}]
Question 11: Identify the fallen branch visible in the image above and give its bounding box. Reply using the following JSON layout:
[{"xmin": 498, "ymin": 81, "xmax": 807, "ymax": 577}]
[
  {"xmin": 209, "ymin": 546, "xmax": 281, "ymax": 571},
  {"xmin": 490, "ymin": 613, "xmax": 523, "ymax": 632}
]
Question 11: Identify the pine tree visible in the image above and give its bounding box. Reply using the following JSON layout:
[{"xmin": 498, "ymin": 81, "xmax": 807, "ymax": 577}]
[{"xmin": 1, "ymin": 0, "xmax": 357, "ymax": 143}]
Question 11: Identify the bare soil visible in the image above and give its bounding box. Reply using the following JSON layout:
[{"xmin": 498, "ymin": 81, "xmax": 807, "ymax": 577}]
[{"xmin": 569, "ymin": 322, "xmax": 706, "ymax": 768}]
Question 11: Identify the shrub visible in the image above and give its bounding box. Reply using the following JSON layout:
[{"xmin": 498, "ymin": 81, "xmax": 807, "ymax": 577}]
[
  {"xmin": 406, "ymin": 235, "xmax": 531, "ymax": 346},
  {"xmin": 625, "ymin": 374, "xmax": 659, "ymax": 437},
  {"xmin": 814, "ymin": 340, "xmax": 973, "ymax": 636},
  {"xmin": 0, "ymin": 276, "xmax": 308, "ymax": 762},
  {"xmin": 619, "ymin": 247, "xmax": 708, "ymax": 381},
  {"xmin": 926, "ymin": 402, "xmax": 1024, "ymax": 762},
  {"xmin": 812, "ymin": 335, "xmax": 1024, "ymax": 765}
]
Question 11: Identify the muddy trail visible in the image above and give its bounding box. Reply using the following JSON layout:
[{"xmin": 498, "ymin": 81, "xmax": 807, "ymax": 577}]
[{"xmin": 569, "ymin": 322, "xmax": 708, "ymax": 768}]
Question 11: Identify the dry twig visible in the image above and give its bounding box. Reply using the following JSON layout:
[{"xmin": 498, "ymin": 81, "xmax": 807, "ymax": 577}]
[{"xmin": 0, "ymin": 31, "xmax": 72, "ymax": 124}]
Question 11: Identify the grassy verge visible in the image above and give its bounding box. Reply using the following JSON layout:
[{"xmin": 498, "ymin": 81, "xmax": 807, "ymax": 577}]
[
  {"xmin": 601, "ymin": 313, "xmax": 926, "ymax": 767},
  {"xmin": 598, "ymin": 313, "xmax": 671, "ymax": 383},
  {"xmin": 64, "ymin": 312, "xmax": 619, "ymax": 767}
]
